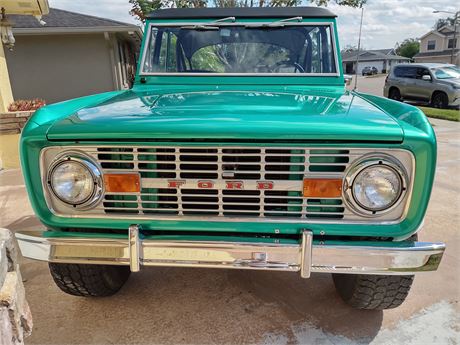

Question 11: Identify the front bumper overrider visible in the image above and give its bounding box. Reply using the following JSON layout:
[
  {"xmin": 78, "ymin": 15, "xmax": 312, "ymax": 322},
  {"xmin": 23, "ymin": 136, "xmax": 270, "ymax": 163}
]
[{"xmin": 15, "ymin": 226, "xmax": 445, "ymax": 277}]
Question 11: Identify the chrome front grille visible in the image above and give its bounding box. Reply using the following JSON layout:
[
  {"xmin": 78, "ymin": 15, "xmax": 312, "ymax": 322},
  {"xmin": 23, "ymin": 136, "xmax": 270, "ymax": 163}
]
[
  {"xmin": 97, "ymin": 147, "xmax": 350, "ymax": 179},
  {"xmin": 41, "ymin": 145, "xmax": 414, "ymax": 223},
  {"xmin": 97, "ymin": 147, "xmax": 349, "ymax": 219}
]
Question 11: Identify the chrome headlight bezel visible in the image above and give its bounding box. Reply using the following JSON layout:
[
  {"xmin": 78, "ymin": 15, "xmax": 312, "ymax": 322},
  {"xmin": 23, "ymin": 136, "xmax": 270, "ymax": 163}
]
[
  {"xmin": 343, "ymin": 155, "xmax": 409, "ymax": 217},
  {"xmin": 46, "ymin": 153, "xmax": 103, "ymax": 209}
]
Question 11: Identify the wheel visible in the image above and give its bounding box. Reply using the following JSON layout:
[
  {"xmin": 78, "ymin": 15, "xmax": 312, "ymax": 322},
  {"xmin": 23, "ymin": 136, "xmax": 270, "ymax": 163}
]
[
  {"xmin": 333, "ymin": 234, "xmax": 418, "ymax": 310},
  {"xmin": 431, "ymin": 92, "xmax": 448, "ymax": 109},
  {"xmin": 332, "ymin": 274, "xmax": 414, "ymax": 310},
  {"xmin": 49, "ymin": 263, "xmax": 130, "ymax": 297},
  {"xmin": 388, "ymin": 88, "xmax": 401, "ymax": 101}
]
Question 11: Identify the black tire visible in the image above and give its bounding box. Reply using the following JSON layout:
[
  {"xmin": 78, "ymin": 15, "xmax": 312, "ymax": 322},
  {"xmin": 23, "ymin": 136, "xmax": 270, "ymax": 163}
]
[
  {"xmin": 431, "ymin": 92, "xmax": 448, "ymax": 109},
  {"xmin": 49, "ymin": 263, "xmax": 130, "ymax": 297},
  {"xmin": 388, "ymin": 88, "xmax": 401, "ymax": 101},
  {"xmin": 332, "ymin": 274, "xmax": 414, "ymax": 310},
  {"xmin": 333, "ymin": 234, "xmax": 418, "ymax": 310}
]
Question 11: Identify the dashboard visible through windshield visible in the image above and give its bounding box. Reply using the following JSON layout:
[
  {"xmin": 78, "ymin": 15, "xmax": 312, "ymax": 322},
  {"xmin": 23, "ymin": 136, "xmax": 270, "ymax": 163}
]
[
  {"xmin": 432, "ymin": 66, "xmax": 460, "ymax": 80},
  {"xmin": 141, "ymin": 23, "xmax": 338, "ymax": 75}
]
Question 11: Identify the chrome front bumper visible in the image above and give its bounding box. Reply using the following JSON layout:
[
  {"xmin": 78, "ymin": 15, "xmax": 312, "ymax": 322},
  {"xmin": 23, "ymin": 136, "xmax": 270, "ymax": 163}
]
[{"xmin": 15, "ymin": 226, "xmax": 445, "ymax": 277}]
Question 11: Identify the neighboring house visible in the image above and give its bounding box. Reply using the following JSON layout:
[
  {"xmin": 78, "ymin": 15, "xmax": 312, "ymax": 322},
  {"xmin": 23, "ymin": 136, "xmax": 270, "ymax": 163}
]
[
  {"xmin": 341, "ymin": 48, "xmax": 410, "ymax": 75},
  {"xmin": 5, "ymin": 8, "xmax": 142, "ymax": 104},
  {"xmin": 414, "ymin": 25, "xmax": 459, "ymax": 65}
]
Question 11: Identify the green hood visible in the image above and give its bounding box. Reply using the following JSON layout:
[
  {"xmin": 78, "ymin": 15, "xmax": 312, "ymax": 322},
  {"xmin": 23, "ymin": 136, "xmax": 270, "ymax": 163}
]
[{"xmin": 45, "ymin": 89, "xmax": 404, "ymax": 142}]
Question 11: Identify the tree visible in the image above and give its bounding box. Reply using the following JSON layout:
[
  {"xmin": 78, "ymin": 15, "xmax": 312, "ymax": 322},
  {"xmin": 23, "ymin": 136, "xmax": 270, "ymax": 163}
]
[
  {"xmin": 433, "ymin": 17, "xmax": 456, "ymax": 30},
  {"xmin": 310, "ymin": 0, "xmax": 366, "ymax": 7},
  {"xmin": 395, "ymin": 38, "xmax": 420, "ymax": 59},
  {"xmin": 341, "ymin": 44, "xmax": 359, "ymax": 53},
  {"xmin": 130, "ymin": 0, "xmax": 366, "ymax": 22},
  {"xmin": 129, "ymin": 0, "xmax": 207, "ymax": 22}
]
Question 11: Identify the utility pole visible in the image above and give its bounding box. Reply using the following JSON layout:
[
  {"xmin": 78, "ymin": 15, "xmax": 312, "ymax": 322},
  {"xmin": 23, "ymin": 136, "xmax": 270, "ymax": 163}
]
[
  {"xmin": 354, "ymin": 6, "xmax": 364, "ymax": 90},
  {"xmin": 452, "ymin": 12, "xmax": 458, "ymax": 64}
]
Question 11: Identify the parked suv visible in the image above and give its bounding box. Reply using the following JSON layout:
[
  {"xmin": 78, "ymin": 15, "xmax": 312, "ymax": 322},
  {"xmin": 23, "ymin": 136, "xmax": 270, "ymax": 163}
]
[
  {"xmin": 384, "ymin": 63, "xmax": 460, "ymax": 108},
  {"xmin": 362, "ymin": 66, "xmax": 378, "ymax": 76}
]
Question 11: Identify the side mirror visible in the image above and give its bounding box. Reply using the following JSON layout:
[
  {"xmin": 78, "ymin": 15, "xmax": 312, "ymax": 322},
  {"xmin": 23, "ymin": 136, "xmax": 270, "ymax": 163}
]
[
  {"xmin": 422, "ymin": 75, "xmax": 432, "ymax": 82},
  {"xmin": 344, "ymin": 75, "xmax": 352, "ymax": 86}
]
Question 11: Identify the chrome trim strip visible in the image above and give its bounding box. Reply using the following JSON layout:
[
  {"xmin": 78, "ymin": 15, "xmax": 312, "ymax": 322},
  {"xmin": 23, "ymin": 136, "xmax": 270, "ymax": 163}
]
[
  {"xmin": 46, "ymin": 152, "xmax": 104, "ymax": 210},
  {"xmin": 139, "ymin": 22, "xmax": 341, "ymax": 77},
  {"xmin": 40, "ymin": 146, "xmax": 415, "ymax": 225},
  {"xmin": 15, "ymin": 230, "xmax": 445, "ymax": 276},
  {"xmin": 342, "ymin": 154, "xmax": 410, "ymax": 217}
]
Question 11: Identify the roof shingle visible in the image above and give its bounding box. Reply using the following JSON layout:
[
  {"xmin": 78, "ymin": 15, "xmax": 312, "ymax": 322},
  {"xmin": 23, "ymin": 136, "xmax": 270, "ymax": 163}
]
[
  {"xmin": 9, "ymin": 8, "xmax": 137, "ymax": 29},
  {"xmin": 341, "ymin": 49, "xmax": 409, "ymax": 62},
  {"xmin": 414, "ymin": 49, "xmax": 460, "ymax": 58}
]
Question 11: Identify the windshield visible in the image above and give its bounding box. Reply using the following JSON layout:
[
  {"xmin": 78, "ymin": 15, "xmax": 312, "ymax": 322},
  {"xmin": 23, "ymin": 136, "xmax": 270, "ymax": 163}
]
[
  {"xmin": 141, "ymin": 24, "xmax": 337, "ymax": 74},
  {"xmin": 432, "ymin": 66, "xmax": 460, "ymax": 80}
]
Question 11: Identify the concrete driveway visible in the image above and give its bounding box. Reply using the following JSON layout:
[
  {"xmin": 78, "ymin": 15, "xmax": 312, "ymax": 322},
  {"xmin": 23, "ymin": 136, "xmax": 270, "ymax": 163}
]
[
  {"xmin": 346, "ymin": 74, "xmax": 386, "ymax": 96},
  {"xmin": 0, "ymin": 110, "xmax": 459, "ymax": 343}
]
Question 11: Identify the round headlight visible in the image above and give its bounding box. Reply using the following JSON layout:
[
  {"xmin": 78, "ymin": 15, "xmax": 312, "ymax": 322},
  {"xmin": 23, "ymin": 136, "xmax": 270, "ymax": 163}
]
[
  {"xmin": 48, "ymin": 156, "xmax": 102, "ymax": 207},
  {"xmin": 343, "ymin": 156, "xmax": 409, "ymax": 216},
  {"xmin": 352, "ymin": 165, "xmax": 402, "ymax": 211}
]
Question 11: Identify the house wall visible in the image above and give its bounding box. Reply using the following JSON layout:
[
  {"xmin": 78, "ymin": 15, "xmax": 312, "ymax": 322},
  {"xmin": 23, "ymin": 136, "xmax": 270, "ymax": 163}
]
[
  {"xmin": 0, "ymin": 40, "xmax": 14, "ymax": 112},
  {"xmin": 342, "ymin": 59, "xmax": 409, "ymax": 75},
  {"xmin": 420, "ymin": 33, "xmax": 446, "ymax": 53},
  {"xmin": 5, "ymin": 33, "xmax": 116, "ymax": 104},
  {"xmin": 414, "ymin": 54, "xmax": 460, "ymax": 65},
  {"xmin": 386, "ymin": 60, "xmax": 409, "ymax": 71}
]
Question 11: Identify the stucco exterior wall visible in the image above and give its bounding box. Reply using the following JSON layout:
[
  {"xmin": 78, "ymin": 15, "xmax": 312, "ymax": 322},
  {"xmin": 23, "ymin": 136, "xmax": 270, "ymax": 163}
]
[
  {"xmin": 5, "ymin": 33, "xmax": 115, "ymax": 104},
  {"xmin": 414, "ymin": 54, "xmax": 460, "ymax": 65},
  {"xmin": 420, "ymin": 33, "xmax": 446, "ymax": 53},
  {"xmin": 0, "ymin": 43, "xmax": 14, "ymax": 112},
  {"xmin": 0, "ymin": 134, "xmax": 21, "ymax": 169}
]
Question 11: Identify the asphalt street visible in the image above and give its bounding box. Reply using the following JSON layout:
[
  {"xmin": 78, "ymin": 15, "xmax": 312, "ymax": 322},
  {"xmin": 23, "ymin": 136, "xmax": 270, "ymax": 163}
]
[{"xmin": 0, "ymin": 75, "xmax": 459, "ymax": 344}]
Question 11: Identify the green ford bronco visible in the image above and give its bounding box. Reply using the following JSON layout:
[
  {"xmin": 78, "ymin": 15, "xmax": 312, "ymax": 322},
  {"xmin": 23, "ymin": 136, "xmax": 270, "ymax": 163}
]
[{"xmin": 17, "ymin": 7, "xmax": 445, "ymax": 310}]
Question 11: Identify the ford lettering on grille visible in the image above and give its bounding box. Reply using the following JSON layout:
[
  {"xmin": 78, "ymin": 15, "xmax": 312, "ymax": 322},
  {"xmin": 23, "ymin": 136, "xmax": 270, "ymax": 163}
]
[{"xmin": 166, "ymin": 180, "xmax": 275, "ymax": 190}]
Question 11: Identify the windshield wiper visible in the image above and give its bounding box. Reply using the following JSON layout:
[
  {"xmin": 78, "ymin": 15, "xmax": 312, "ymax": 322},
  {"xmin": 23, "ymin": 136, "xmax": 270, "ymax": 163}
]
[
  {"xmin": 245, "ymin": 16, "xmax": 303, "ymax": 29},
  {"xmin": 181, "ymin": 16, "xmax": 236, "ymax": 31}
]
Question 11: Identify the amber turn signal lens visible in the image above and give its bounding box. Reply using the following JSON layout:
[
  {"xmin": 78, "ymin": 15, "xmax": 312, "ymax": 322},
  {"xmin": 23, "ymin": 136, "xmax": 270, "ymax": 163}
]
[
  {"xmin": 104, "ymin": 174, "xmax": 140, "ymax": 193},
  {"xmin": 303, "ymin": 179, "xmax": 343, "ymax": 198}
]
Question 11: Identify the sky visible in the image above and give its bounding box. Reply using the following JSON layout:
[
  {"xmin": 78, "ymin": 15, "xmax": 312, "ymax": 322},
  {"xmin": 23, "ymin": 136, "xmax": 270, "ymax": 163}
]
[{"xmin": 48, "ymin": 0, "xmax": 458, "ymax": 50}]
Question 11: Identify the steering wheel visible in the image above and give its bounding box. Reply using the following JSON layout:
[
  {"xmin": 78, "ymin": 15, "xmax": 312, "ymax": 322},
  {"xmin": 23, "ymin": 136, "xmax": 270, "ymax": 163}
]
[
  {"xmin": 270, "ymin": 61, "xmax": 305, "ymax": 73},
  {"xmin": 293, "ymin": 62, "xmax": 305, "ymax": 73}
]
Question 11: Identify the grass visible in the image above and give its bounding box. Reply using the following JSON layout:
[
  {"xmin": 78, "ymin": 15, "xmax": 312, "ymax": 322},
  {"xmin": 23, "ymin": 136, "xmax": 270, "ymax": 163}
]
[{"xmin": 418, "ymin": 106, "xmax": 460, "ymax": 122}]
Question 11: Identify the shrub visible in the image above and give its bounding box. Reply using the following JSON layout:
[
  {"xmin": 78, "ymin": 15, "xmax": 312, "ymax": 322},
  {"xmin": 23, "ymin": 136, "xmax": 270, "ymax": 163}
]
[{"xmin": 8, "ymin": 99, "xmax": 46, "ymax": 112}]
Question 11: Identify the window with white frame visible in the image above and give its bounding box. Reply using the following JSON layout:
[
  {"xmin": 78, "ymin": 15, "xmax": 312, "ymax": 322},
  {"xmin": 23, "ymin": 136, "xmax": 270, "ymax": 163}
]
[{"xmin": 448, "ymin": 38, "xmax": 457, "ymax": 49}]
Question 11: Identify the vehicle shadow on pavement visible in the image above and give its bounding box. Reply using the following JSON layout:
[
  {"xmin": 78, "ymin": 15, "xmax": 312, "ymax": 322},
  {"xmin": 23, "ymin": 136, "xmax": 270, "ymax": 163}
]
[
  {"xmin": 5, "ymin": 215, "xmax": 42, "ymax": 231},
  {"xmin": 23, "ymin": 264, "xmax": 383, "ymax": 344}
]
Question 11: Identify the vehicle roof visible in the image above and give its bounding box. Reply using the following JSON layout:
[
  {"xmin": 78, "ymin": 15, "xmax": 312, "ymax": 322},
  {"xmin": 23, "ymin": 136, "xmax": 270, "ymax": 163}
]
[
  {"xmin": 394, "ymin": 63, "xmax": 455, "ymax": 69},
  {"xmin": 147, "ymin": 7, "xmax": 336, "ymax": 20}
]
